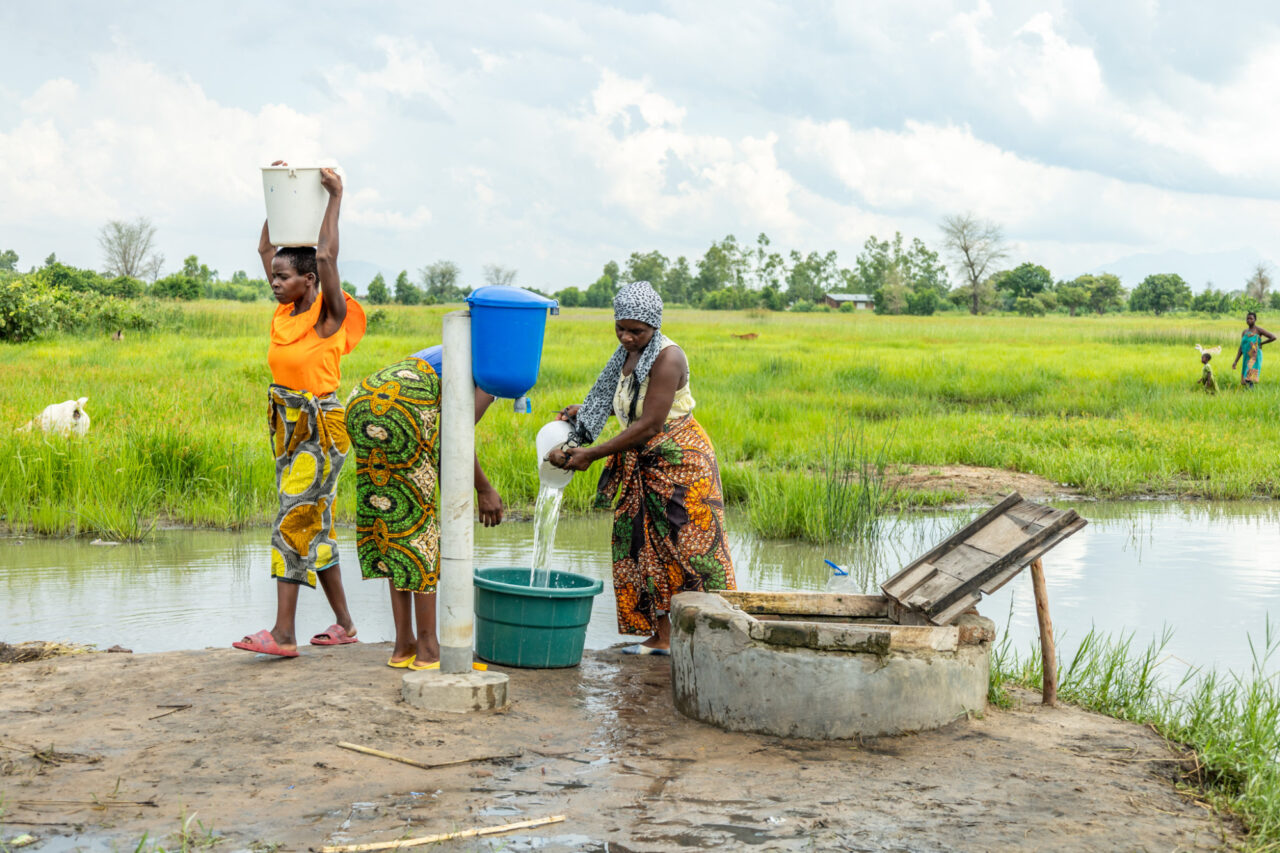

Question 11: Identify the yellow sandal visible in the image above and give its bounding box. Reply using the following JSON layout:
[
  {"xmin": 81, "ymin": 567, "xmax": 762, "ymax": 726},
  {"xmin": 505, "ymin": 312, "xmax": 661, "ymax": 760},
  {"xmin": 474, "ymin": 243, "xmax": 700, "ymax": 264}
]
[
  {"xmin": 387, "ymin": 655, "xmax": 416, "ymax": 669},
  {"xmin": 405, "ymin": 661, "xmax": 489, "ymax": 671}
]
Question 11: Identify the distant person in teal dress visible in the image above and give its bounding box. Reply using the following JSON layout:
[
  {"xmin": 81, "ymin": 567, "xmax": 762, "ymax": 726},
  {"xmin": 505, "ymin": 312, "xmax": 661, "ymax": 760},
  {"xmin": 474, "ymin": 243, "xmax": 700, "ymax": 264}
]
[{"xmin": 1231, "ymin": 312, "xmax": 1275, "ymax": 389}]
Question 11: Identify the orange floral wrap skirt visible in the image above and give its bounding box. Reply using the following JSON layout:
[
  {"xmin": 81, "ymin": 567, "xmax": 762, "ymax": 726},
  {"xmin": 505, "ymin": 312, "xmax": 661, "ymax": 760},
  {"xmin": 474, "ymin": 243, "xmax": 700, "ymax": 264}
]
[{"xmin": 596, "ymin": 414, "xmax": 736, "ymax": 635}]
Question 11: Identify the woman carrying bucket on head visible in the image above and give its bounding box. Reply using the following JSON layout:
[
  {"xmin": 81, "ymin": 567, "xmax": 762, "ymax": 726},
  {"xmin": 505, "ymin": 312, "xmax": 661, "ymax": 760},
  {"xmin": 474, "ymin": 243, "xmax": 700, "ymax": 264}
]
[
  {"xmin": 548, "ymin": 281, "xmax": 735, "ymax": 655},
  {"xmin": 345, "ymin": 344, "xmax": 505, "ymax": 670},
  {"xmin": 234, "ymin": 162, "xmax": 365, "ymax": 658}
]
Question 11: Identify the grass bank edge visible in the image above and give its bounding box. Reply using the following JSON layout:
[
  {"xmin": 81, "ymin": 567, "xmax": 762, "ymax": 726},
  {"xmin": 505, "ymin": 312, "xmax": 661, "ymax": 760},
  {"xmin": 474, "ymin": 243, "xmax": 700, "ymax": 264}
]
[{"xmin": 989, "ymin": 624, "xmax": 1280, "ymax": 849}]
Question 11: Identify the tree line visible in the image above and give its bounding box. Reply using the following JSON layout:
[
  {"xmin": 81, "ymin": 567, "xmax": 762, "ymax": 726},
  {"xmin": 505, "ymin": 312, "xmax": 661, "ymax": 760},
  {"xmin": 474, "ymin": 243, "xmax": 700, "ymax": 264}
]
[{"xmin": 3, "ymin": 213, "xmax": 1277, "ymax": 318}]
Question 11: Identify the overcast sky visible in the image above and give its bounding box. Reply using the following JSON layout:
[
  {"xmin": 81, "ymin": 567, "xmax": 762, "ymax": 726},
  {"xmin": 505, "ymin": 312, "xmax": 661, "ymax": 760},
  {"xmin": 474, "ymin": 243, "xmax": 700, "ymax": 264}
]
[{"xmin": 3, "ymin": 1, "xmax": 1280, "ymax": 292}]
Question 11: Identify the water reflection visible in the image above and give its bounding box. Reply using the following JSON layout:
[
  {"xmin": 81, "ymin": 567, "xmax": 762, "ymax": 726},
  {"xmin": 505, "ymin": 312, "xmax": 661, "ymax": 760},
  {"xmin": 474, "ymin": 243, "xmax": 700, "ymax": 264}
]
[{"xmin": 1, "ymin": 502, "xmax": 1277, "ymax": 677}]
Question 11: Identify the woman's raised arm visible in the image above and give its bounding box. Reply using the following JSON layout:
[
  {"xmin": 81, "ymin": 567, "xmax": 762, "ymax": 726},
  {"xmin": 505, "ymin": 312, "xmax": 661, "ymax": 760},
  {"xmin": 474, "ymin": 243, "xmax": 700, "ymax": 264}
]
[
  {"xmin": 257, "ymin": 219, "xmax": 276, "ymax": 280},
  {"xmin": 314, "ymin": 167, "xmax": 346, "ymax": 334}
]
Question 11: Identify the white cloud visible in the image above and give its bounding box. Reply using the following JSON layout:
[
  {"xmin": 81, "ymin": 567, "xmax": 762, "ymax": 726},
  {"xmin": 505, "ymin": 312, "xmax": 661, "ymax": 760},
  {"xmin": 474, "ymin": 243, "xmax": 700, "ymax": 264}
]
[
  {"xmin": 566, "ymin": 70, "xmax": 799, "ymax": 234},
  {"xmin": 325, "ymin": 37, "xmax": 457, "ymax": 110},
  {"xmin": 6, "ymin": 3, "xmax": 1280, "ymax": 287}
]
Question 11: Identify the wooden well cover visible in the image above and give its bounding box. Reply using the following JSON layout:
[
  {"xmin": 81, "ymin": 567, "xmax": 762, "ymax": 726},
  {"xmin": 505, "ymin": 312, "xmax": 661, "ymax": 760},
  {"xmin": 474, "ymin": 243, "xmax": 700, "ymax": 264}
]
[{"xmin": 880, "ymin": 492, "xmax": 1087, "ymax": 626}]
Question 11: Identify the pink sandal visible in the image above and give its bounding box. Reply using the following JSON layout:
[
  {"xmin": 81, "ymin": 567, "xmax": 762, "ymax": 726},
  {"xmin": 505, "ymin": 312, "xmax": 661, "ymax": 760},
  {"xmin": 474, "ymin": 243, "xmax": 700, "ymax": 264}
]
[
  {"xmin": 310, "ymin": 624, "xmax": 359, "ymax": 646},
  {"xmin": 232, "ymin": 629, "xmax": 299, "ymax": 658}
]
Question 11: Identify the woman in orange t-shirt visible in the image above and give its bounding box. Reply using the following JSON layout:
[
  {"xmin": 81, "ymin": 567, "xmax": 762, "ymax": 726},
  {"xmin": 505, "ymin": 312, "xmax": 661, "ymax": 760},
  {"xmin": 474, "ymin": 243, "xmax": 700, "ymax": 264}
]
[{"xmin": 234, "ymin": 163, "xmax": 366, "ymax": 659}]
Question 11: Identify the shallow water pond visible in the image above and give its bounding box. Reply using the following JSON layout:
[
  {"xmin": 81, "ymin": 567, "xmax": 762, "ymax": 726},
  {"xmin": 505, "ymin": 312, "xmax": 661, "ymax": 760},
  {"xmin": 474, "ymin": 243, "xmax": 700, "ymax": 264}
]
[{"xmin": 1, "ymin": 502, "xmax": 1277, "ymax": 678}]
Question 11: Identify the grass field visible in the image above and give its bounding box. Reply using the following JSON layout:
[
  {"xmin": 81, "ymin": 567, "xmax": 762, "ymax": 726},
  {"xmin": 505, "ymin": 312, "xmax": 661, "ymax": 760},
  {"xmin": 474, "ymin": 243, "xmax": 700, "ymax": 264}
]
[{"xmin": 0, "ymin": 302, "xmax": 1272, "ymax": 539}]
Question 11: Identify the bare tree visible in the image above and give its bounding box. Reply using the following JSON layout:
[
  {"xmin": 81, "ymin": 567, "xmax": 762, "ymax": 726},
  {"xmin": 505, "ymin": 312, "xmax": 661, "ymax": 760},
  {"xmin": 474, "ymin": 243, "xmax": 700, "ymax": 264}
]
[
  {"xmin": 939, "ymin": 213, "xmax": 1008, "ymax": 315},
  {"xmin": 1245, "ymin": 262, "xmax": 1272, "ymax": 302},
  {"xmin": 483, "ymin": 264, "xmax": 517, "ymax": 287},
  {"xmin": 99, "ymin": 217, "xmax": 164, "ymax": 280}
]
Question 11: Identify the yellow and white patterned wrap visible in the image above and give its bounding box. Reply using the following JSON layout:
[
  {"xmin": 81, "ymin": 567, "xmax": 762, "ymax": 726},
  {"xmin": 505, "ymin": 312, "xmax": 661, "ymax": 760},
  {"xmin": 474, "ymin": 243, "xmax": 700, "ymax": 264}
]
[{"xmin": 267, "ymin": 384, "xmax": 350, "ymax": 587}]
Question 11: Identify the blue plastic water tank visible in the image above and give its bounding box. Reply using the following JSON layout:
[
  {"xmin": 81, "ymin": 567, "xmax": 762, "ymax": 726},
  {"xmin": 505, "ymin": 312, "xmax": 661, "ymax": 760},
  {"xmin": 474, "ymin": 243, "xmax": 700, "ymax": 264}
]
[{"xmin": 466, "ymin": 286, "xmax": 559, "ymax": 399}]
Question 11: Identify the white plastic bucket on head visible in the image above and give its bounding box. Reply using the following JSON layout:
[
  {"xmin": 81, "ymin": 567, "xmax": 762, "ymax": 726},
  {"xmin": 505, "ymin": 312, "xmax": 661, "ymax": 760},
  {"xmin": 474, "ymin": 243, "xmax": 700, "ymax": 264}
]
[
  {"xmin": 261, "ymin": 166, "xmax": 329, "ymax": 247},
  {"xmin": 535, "ymin": 419, "xmax": 575, "ymax": 489}
]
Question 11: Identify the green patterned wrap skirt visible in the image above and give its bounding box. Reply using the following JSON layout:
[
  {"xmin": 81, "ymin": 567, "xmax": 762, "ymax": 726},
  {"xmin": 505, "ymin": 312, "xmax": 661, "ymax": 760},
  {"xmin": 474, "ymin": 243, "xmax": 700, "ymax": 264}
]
[{"xmin": 347, "ymin": 358, "xmax": 443, "ymax": 593}]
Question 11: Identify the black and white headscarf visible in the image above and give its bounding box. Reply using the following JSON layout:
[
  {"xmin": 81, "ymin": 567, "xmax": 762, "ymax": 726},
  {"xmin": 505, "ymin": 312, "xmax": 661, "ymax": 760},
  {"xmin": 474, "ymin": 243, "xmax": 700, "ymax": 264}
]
[{"xmin": 570, "ymin": 281, "xmax": 667, "ymax": 445}]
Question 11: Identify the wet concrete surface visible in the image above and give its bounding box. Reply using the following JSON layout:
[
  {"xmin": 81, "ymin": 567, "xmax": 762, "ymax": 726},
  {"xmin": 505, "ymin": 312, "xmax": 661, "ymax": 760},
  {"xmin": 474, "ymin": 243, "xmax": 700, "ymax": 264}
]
[{"xmin": 0, "ymin": 644, "xmax": 1240, "ymax": 851}]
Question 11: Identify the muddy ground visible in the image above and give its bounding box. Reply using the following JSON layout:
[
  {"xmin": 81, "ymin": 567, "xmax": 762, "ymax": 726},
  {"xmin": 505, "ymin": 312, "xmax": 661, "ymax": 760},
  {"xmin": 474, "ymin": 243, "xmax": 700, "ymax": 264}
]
[
  {"xmin": 0, "ymin": 643, "xmax": 1239, "ymax": 852},
  {"xmin": 889, "ymin": 464, "xmax": 1081, "ymax": 504}
]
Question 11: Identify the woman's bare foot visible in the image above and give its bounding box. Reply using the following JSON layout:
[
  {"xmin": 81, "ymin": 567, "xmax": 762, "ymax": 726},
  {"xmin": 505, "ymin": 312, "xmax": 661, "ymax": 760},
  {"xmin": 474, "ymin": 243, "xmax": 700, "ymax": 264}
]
[
  {"xmin": 640, "ymin": 614, "xmax": 672, "ymax": 650},
  {"xmin": 267, "ymin": 627, "xmax": 297, "ymax": 652}
]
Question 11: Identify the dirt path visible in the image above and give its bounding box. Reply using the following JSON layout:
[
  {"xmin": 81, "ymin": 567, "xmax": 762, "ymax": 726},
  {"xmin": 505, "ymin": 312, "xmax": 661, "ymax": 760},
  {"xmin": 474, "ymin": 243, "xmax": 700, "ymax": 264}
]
[
  {"xmin": 890, "ymin": 464, "xmax": 1082, "ymax": 503},
  {"xmin": 0, "ymin": 644, "xmax": 1238, "ymax": 852}
]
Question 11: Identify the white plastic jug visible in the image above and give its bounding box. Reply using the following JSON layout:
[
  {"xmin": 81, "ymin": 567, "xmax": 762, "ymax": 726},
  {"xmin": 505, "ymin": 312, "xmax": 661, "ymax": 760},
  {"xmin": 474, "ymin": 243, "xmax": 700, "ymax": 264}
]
[
  {"xmin": 535, "ymin": 420, "xmax": 575, "ymax": 489},
  {"xmin": 261, "ymin": 166, "xmax": 329, "ymax": 247}
]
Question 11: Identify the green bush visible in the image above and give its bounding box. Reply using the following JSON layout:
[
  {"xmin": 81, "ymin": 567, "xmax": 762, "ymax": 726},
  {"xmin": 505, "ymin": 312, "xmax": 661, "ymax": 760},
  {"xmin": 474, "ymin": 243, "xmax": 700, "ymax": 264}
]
[
  {"xmin": 701, "ymin": 288, "xmax": 760, "ymax": 310},
  {"xmin": 203, "ymin": 281, "xmax": 266, "ymax": 302},
  {"xmin": 101, "ymin": 275, "xmax": 145, "ymax": 298},
  {"xmin": 34, "ymin": 262, "xmax": 106, "ymax": 293},
  {"xmin": 153, "ymin": 274, "xmax": 201, "ymax": 300},
  {"xmin": 0, "ymin": 277, "xmax": 182, "ymax": 341},
  {"xmin": 0, "ymin": 280, "xmax": 60, "ymax": 341}
]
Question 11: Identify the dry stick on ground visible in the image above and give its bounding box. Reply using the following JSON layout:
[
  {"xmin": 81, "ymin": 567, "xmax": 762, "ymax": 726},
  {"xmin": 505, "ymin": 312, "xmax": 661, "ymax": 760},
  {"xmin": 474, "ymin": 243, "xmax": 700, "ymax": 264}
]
[
  {"xmin": 319, "ymin": 815, "xmax": 567, "ymax": 852},
  {"xmin": 336, "ymin": 742, "xmax": 520, "ymax": 771},
  {"xmin": 1029, "ymin": 558, "xmax": 1058, "ymax": 706},
  {"xmin": 9, "ymin": 799, "xmax": 158, "ymax": 808},
  {"xmin": 148, "ymin": 704, "xmax": 192, "ymax": 721}
]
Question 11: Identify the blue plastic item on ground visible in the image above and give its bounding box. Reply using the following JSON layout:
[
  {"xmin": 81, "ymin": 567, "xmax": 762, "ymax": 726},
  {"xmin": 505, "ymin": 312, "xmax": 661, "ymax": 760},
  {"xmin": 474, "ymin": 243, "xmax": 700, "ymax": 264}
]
[{"xmin": 465, "ymin": 286, "xmax": 558, "ymax": 400}]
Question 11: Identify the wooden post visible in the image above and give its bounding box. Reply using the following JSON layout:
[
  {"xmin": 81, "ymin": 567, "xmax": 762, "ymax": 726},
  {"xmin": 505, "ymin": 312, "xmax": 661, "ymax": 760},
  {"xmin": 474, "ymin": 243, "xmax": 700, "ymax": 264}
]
[{"xmin": 1029, "ymin": 558, "xmax": 1057, "ymax": 707}]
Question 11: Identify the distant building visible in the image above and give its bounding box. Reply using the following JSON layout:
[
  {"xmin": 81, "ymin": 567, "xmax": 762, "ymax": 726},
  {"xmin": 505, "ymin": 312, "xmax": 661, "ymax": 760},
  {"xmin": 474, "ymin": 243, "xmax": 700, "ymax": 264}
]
[{"xmin": 824, "ymin": 293, "xmax": 874, "ymax": 311}]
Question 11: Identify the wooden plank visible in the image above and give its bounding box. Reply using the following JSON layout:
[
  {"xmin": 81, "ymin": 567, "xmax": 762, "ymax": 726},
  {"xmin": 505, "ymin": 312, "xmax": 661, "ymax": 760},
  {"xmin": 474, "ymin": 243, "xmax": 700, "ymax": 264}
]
[
  {"xmin": 933, "ymin": 543, "xmax": 1002, "ymax": 581},
  {"xmin": 978, "ymin": 518, "xmax": 1086, "ymax": 594},
  {"xmin": 882, "ymin": 495, "xmax": 1087, "ymax": 626},
  {"xmin": 1006, "ymin": 501, "xmax": 1062, "ymax": 527},
  {"xmin": 904, "ymin": 567, "xmax": 972, "ymax": 610},
  {"xmin": 884, "ymin": 625, "xmax": 959, "ymax": 652},
  {"xmin": 878, "ymin": 561, "xmax": 938, "ymax": 600},
  {"xmin": 933, "ymin": 595, "xmax": 981, "ymax": 626},
  {"xmin": 924, "ymin": 517, "xmax": 1076, "ymax": 620},
  {"xmin": 886, "ymin": 599, "xmax": 932, "ymax": 625},
  {"xmin": 719, "ymin": 591, "xmax": 888, "ymax": 619},
  {"xmin": 881, "ymin": 493, "xmax": 1023, "ymax": 598},
  {"xmin": 965, "ymin": 513, "xmax": 1031, "ymax": 555}
]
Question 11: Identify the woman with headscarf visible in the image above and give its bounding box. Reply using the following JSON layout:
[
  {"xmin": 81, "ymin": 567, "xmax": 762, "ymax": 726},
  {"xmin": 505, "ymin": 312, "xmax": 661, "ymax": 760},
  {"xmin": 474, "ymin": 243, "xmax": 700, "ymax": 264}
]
[{"xmin": 548, "ymin": 281, "xmax": 735, "ymax": 655}]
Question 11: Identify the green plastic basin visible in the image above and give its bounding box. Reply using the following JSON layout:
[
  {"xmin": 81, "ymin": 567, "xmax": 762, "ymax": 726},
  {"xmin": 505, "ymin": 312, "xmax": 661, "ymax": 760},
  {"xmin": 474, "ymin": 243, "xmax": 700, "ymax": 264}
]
[{"xmin": 473, "ymin": 567, "xmax": 604, "ymax": 668}]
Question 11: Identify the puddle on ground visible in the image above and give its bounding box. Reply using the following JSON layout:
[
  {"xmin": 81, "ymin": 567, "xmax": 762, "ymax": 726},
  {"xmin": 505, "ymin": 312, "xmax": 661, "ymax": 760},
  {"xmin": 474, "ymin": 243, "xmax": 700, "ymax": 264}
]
[{"xmin": 2, "ymin": 503, "xmax": 1278, "ymax": 677}]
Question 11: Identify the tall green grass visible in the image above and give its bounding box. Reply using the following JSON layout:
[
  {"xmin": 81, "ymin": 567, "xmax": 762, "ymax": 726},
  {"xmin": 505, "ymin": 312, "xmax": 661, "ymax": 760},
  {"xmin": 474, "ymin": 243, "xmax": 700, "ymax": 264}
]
[
  {"xmin": 990, "ymin": 624, "xmax": 1280, "ymax": 848},
  {"xmin": 1, "ymin": 303, "xmax": 1273, "ymax": 539},
  {"xmin": 743, "ymin": 425, "xmax": 897, "ymax": 542}
]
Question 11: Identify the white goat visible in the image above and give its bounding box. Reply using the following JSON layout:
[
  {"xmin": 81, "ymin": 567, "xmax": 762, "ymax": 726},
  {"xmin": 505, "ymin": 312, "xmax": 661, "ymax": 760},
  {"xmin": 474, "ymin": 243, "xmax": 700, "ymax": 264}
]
[{"xmin": 19, "ymin": 397, "xmax": 91, "ymax": 436}]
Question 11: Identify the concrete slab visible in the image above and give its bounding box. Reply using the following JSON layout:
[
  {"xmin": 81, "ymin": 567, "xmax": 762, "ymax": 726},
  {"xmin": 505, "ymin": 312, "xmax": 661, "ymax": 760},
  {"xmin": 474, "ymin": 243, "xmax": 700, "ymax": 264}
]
[{"xmin": 401, "ymin": 668, "xmax": 509, "ymax": 713}]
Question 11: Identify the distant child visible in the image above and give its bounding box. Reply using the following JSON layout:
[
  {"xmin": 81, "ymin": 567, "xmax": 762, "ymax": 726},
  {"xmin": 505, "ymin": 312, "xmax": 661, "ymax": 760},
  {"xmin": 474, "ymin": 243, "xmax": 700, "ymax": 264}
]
[{"xmin": 1195, "ymin": 345, "xmax": 1221, "ymax": 394}]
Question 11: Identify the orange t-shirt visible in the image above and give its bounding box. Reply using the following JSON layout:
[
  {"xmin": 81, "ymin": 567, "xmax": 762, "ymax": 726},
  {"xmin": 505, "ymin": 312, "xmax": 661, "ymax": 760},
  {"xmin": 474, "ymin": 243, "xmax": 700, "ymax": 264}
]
[{"xmin": 267, "ymin": 292, "xmax": 366, "ymax": 395}]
